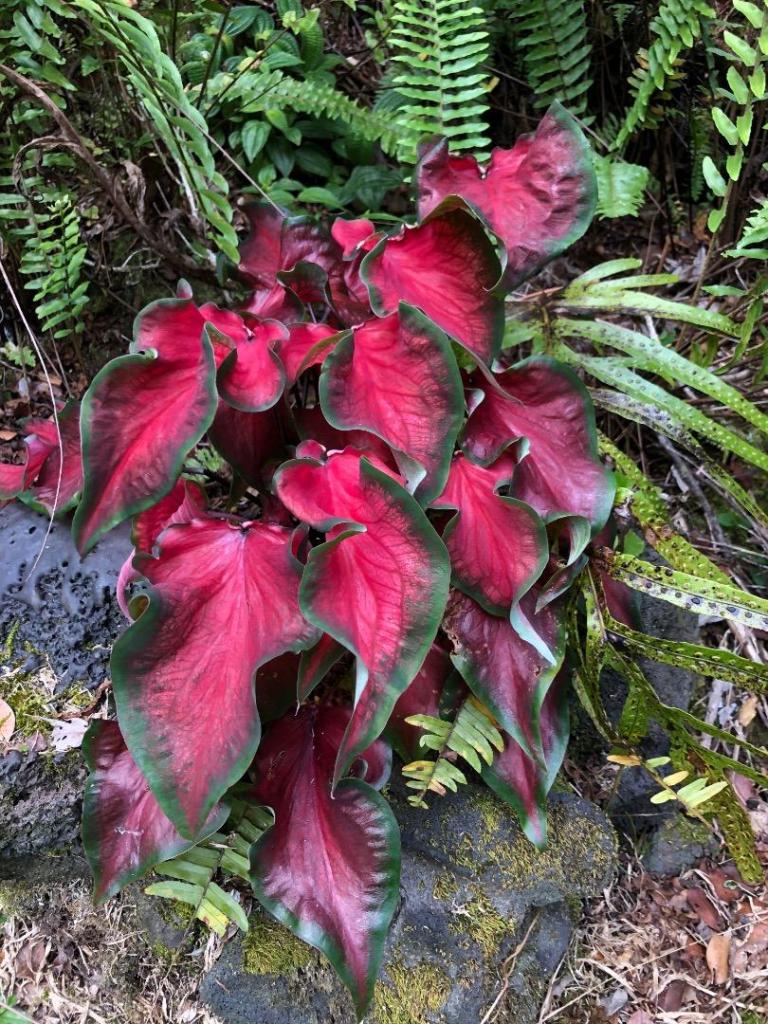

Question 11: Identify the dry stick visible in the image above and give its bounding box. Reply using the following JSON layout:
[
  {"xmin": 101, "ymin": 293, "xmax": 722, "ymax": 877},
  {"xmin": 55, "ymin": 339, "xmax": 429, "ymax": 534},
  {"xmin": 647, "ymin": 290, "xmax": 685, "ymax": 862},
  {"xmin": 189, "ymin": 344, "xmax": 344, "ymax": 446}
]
[
  {"xmin": 0, "ymin": 63, "xmax": 207, "ymax": 279},
  {"xmin": 0, "ymin": 256, "xmax": 62, "ymax": 578},
  {"xmin": 480, "ymin": 910, "xmax": 542, "ymax": 1024}
]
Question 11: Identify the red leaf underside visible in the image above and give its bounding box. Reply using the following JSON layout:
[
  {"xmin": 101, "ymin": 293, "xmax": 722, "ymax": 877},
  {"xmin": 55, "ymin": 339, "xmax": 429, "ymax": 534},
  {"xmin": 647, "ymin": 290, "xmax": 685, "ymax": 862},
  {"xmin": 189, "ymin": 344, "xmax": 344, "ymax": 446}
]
[
  {"xmin": 274, "ymin": 449, "xmax": 450, "ymax": 781},
  {"xmin": 320, "ymin": 306, "xmax": 463, "ymax": 504},
  {"xmin": 111, "ymin": 516, "xmax": 318, "ymax": 837},
  {"xmin": 82, "ymin": 720, "xmax": 227, "ymax": 902},
  {"xmin": 386, "ymin": 643, "xmax": 461, "ymax": 761},
  {"xmin": 360, "ymin": 209, "xmax": 503, "ymax": 364},
  {"xmin": 279, "ymin": 322, "xmax": 339, "ymax": 384},
  {"xmin": 215, "ymin": 319, "xmax": 287, "ymax": 413},
  {"xmin": 249, "ymin": 705, "xmax": 399, "ymax": 1017},
  {"xmin": 23, "ymin": 401, "xmax": 83, "ymax": 515}
]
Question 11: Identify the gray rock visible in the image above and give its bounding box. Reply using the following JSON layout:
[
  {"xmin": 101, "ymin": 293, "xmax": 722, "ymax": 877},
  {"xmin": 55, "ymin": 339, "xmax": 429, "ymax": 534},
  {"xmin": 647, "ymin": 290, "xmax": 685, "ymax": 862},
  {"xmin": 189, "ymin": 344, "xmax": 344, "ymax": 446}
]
[
  {"xmin": 641, "ymin": 813, "xmax": 718, "ymax": 876},
  {"xmin": 0, "ymin": 503, "xmax": 130, "ymax": 692},
  {"xmin": 201, "ymin": 783, "xmax": 617, "ymax": 1024},
  {"xmin": 0, "ymin": 747, "xmax": 86, "ymax": 859},
  {"xmin": 0, "ymin": 504, "xmax": 129, "ymax": 862}
]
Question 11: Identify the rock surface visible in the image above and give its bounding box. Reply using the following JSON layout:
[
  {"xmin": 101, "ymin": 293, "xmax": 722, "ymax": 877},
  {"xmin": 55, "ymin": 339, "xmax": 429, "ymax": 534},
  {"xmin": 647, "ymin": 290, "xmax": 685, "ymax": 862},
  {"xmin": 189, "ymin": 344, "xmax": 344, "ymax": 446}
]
[
  {"xmin": 641, "ymin": 813, "xmax": 718, "ymax": 876},
  {"xmin": 200, "ymin": 783, "xmax": 618, "ymax": 1024},
  {"xmin": 0, "ymin": 504, "xmax": 129, "ymax": 861}
]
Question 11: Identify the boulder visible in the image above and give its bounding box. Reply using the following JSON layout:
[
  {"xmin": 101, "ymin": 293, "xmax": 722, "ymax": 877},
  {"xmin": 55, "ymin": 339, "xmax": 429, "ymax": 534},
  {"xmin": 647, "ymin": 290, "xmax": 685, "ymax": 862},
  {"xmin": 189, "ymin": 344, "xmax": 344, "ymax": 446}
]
[
  {"xmin": 0, "ymin": 504, "xmax": 129, "ymax": 863},
  {"xmin": 201, "ymin": 783, "xmax": 617, "ymax": 1024}
]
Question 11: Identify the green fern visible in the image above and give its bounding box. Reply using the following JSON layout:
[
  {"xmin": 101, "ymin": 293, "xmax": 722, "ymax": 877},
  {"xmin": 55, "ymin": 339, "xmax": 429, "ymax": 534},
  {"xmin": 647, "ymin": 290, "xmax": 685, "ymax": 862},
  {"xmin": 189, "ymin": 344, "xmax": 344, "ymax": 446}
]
[
  {"xmin": 402, "ymin": 696, "xmax": 503, "ymax": 808},
  {"xmin": 386, "ymin": 0, "xmax": 492, "ymax": 163},
  {"xmin": 18, "ymin": 194, "xmax": 89, "ymax": 342},
  {"xmin": 236, "ymin": 71, "xmax": 404, "ymax": 158},
  {"xmin": 593, "ymin": 155, "xmax": 650, "ymax": 217},
  {"xmin": 728, "ymin": 199, "xmax": 768, "ymax": 259},
  {"xmin": 505, "ymin": 0, "xmax": 593, "ymax": 120},
  {"xmin": 615, "ymin": 0, "xmax": 715, "ymax": 147},
  {"xmin": 145, "ymin": 799, "xmax": 272, "ymax": 937}
]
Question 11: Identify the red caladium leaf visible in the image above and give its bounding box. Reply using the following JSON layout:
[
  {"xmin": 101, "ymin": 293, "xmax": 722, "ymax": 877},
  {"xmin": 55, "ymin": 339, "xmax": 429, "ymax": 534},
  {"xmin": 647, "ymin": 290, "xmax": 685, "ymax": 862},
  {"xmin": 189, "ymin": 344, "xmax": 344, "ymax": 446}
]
[
  {"xmin": 433, "ymin": 453, "xmax": 548, "ymax": 615},
  {"xmin": 463, "ymin": 357, "xmax": 614, "ymax": 542},
  {"xmin": 320, "ymin": 305, "xmax": 464, "ymax": 504},
  {"xmin": 214, "ymin": 318, "xmax": 287, "ymax": 413},
  {"xmin": 292, "ymin": 406, "xmax": 398, "ymax": 469},
  {"xmin": 111, "ymin": 516, "xmax": 319, "ymax": 838},
  {"xmin": 82, "ymin": 720, "xmax": 228, "ymax": 902},
  {"xmin": 249, "ymin": 705, "xmax": 399, "ymax": 1017},
  {"xmin": 416, "ymin": 103, "xmax": 596, "ymax": 287},
  {"xmin": 208, "ymin": 400, "xmax": 295, "ymax": 488},
  {"xmin": 239, "ymin": 204, "xmax": 343, "ymax": 316},
  {"xmin": 360, "ymin": 208, "xmax": 503, "ymax": 364},
  {"xmin": 116, "ymin": 479, "xmax": 207, "ymax": 618},
  {"xmin": 0, "ymin": 462, "xmax": 26, "ymax": 503},
  {"xmin": 274, "ymin": 447, "xmax": 450, "ymax": 783},
  {"xmin": 21, "ymin": 402, "xmax": 83, "ymax": 515},
  {"xmin": 481, "ymin": 672, "xmax": 569, "ymax": 847},
  {"xmin": 443, "ymin": 588, "xmax": 566, "ymax": 760},
  {"xmin": 72, "ymin": 297, "xmax": 219, "ymax": 553},
  {"xmin": 278, "ymin": 322, "xmax": 339, "ymax": 384},
  {"xmin": 386, "ymin": 643, "xmax": 464, "ymax": 761},
  {"xmin": 297, "ymin": 632, "xmax": 346, "ymax": 701},
  {"xmin": 332, "ymin": 217, "xmax": 376, "ymax": 258}
]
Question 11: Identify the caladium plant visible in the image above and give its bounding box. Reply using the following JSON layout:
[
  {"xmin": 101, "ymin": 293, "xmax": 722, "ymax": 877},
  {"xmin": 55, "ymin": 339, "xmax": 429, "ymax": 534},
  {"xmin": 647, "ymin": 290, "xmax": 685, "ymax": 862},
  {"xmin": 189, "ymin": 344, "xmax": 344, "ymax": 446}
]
[{"xmin": 1, "ymin": 104, "xmax": 621, "ymax": 1017}]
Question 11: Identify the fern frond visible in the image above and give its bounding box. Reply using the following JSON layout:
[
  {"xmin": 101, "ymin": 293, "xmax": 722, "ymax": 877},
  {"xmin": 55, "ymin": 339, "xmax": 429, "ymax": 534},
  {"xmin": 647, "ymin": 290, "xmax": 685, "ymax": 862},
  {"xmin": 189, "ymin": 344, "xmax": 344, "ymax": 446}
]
[
  {"xmin": 615, "ymin": 0, "xmax": 714, "ymax": 147},
  {"xmin": 593, "ymin": 155, "xmax": 650, "ymax": 218},
  {"xmin": 387, "ymin": 0, "xmax": 491, "ymax": 162},
  {"xmin": 145, "ymin": 800, "xmax": 272, "ymax": 936},
  {"xmin": 728, "ymin": 198, "xmax": 768, "ymax": 259},
  {"xmin": 402, "ymin": 696, "xmax": 503, "ymax": 808},
  {"xmin": 250, "ymin": 73, "xmax": 404, "ymax": 158},
  {"xmin": 506, "ymin": 0, "xmax": 593, "ymax": 120}
]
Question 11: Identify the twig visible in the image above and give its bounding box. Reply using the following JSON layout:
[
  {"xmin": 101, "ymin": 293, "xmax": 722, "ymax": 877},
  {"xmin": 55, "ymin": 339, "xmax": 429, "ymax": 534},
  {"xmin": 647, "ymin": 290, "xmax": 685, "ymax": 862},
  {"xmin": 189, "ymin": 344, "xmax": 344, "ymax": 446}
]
[{"xmin": 0, "ymin": 64, "xmax": 209, "ymax": 279}]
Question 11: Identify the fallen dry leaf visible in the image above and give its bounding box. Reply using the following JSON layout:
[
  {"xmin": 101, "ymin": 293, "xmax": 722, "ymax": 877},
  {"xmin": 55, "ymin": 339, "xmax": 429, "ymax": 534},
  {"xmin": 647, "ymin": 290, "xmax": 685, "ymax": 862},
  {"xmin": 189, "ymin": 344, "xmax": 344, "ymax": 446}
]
[
  {"xmin": 685, "ymin": 887, "xmax": 722, "ymax": 930},
  {"xmin": 15, "ymin": 938, "xmax": 47, "ymax": 981},
  {"xmin": 706, "ymin": 931, "xmax": 731, "ymax": 986},
  {"xmin": 0, "ymin": 698, "xmax": 15, "ymax": 742},
  {"xmin": 627, "ymin": 1012, "xmax": 654, "ymax": 1024},
  {"xmin": 48, "ymin": 717, "xmax": 89, "ymax": 752},
  {"xmin": 738, "ymin": 694, "xmax": 759, "ymax": 727}
]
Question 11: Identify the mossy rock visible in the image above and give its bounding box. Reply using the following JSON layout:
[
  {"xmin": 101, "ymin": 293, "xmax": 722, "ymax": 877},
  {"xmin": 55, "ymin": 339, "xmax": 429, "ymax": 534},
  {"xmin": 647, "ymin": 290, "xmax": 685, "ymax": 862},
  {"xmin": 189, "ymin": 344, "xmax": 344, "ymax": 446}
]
[{"xmin": 200, "ymin": 783, "xmax": 617, "ymax": 1024}]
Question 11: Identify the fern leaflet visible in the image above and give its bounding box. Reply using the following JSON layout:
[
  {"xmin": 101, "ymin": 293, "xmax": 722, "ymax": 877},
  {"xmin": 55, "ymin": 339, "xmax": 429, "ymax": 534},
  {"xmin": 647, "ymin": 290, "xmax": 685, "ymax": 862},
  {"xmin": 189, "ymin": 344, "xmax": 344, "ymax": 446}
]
[
  {"xmin": 386, "ymin": 0, "xmax": 492, "ymax": 162},
  {"xmin": 505, "ymin": 0, "xmax": 593, "ymax": 120},
  {"xmin": 402, "ymin": 696, "xmax": 503, "ymax": 808}
]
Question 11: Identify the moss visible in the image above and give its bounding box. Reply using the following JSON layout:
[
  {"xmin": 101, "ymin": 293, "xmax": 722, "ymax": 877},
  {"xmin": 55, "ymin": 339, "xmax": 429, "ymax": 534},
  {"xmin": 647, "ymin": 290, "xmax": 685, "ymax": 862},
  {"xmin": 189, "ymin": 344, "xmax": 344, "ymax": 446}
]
[
  {"xmin": 432, "ymin": 874, "xmax": 459, "ymax": 902},
  {"xmin": 153, "ymin": 894, "xmax": 196, "ymax": 927},
  {"xmin": 242, "ymin": 914, "xmax": 313, "ymax": 975},
  {"xmin": 371, "ymin": 960, "xmax": 450, "ymax": 1024},
  {"xmin": 0, "ymin": 627, "xmax": 53, "ymax": 736},
  {"xmin": 474, "ymin": 789, "xmax": 504, "ymax": 836},
  {"xmin": 454, "ymin": 885, "xmax": 511, "ymax": 960},
  {"xmin": 482, "ymin": 804, "xmax": 616, "ymax": 892},
  {"xmin": 63, "ymin": 681, "xmax": 92, "ymax": 709},
  {"xmin": 0, "ymin": 879, "xmax": 39, "ymax": 917}
]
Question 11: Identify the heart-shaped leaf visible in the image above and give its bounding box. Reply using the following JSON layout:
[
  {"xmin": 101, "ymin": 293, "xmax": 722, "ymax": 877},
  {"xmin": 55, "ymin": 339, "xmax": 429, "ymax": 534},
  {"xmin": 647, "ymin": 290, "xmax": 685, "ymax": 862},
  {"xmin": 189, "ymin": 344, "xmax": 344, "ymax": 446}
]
[
  {"xmin": 416, "ymin": 104, "xmax": 596, "ymax": 288},
  {"xmin": 463, "ymin": 357, "xmax": 614, "ymax": 540},
  {"xmin": 214, "ymin": 318, "xmax": 287, "ymax": 412},
  {"xmin": 360, "ymin": 207, "xmax": 503, "ymax": 364},
  {"xmin": 249, "ymin": 705, "xmax": 399, "ymax": 1018},
  {"xmin": 274, "ymin": 447, "xmax": 450, "ymax": 783},
  {"xmin": 82, "ymin": 720, "xmax": 228, "ymax": 902},
  {"xmin": 111, "ymin": 515, "xmax": 319, "ymax": 838},
  {"xmin": 72, "ymin": 297, "xmax": 219, "ymax": 553},
  {"xmin": 320, "ymin": 306, "xmax": 464, "ymax": 504},
  {"xmin": 21, "ymin": 401, "xmax": 83, "ymax": 515},
  {"xmin": 433, "ymin": 453, "xmax": 548, "ymax": 615}
]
